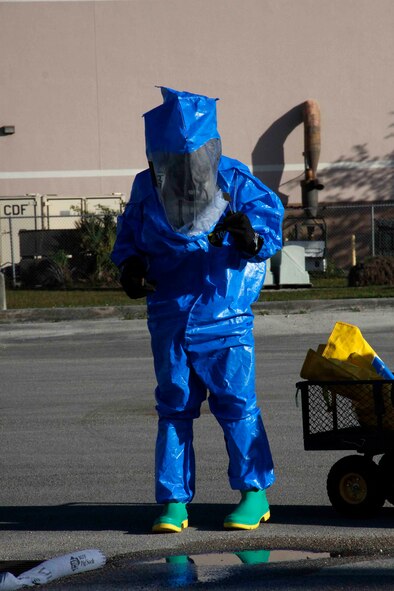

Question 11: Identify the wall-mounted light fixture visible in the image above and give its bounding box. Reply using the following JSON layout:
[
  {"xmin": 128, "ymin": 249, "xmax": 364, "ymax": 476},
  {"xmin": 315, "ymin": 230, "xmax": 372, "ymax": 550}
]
[{"xmin": 0, "ymin": 125, "xmax": 15, "ymax": 136}]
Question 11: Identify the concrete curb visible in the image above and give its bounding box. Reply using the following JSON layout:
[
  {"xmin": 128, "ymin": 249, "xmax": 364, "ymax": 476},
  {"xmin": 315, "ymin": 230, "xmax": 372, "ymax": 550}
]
[{"xmin": 0, "ymin": 297, "xmax": 393, "ymax": 323}]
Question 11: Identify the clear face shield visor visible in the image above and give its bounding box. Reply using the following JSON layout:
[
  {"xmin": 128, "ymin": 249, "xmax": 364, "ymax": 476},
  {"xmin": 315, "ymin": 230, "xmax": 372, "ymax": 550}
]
[{"xmin": 149, "ymin": 138, "xmax": 227, "ymax": 236}]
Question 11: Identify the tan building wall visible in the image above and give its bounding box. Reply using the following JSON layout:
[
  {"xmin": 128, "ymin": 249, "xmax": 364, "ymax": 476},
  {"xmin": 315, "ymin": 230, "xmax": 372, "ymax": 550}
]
[{"xmin": 1, "ymin": 0, "xmax": 393, "ymax": 206}]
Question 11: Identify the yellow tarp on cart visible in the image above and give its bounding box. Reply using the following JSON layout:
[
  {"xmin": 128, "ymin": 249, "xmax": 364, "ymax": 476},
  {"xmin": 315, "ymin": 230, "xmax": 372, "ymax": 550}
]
[{"xmin": 300, "ymin": 322, "xmax": 394, "ymax": 429}]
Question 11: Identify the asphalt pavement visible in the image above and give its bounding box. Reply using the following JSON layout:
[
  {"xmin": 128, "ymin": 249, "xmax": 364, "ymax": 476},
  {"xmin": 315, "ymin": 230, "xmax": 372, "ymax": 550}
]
[{"xmin": 1, "ymin": 298, "xmax": 394, "ymax": 589}]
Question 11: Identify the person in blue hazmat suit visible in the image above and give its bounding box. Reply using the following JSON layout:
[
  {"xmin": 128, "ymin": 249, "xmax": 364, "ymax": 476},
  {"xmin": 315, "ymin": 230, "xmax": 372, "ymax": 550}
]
[{"xmin": 111, "ymin": 87, "xmax": 284, "ymax": 533}]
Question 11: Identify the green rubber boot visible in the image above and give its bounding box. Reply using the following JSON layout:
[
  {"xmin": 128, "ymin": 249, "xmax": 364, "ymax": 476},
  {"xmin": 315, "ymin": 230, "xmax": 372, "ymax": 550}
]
[
  {"xmin": 223, "ymin": 489, "xmax": 270, "ymax": 530},
  {"xmin": 152, "ymin": 502, "xmax": 188, "ymax": 533},
  {"xmin": 235, "ymin": 550, "xmax": 271, "ymax": 564}
]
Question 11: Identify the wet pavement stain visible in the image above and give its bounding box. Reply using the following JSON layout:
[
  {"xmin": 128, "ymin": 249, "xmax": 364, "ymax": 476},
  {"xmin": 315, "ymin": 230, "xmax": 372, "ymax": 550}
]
[
  {"xmin": 20, "ymin": 549, "xmax": 334, "ymax": 590},
  {"xmin": 3, "ymin": 550, "xmax": 394, "ymax": 590}
]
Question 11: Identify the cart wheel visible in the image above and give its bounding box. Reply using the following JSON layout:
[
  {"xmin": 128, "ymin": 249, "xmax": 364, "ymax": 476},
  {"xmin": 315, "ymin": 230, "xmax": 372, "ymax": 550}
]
[
  {"xmin": 327, "ymin": 455, "xmax": 385, "ymax": 517},
  {"xmin": 378, "ymin": 453, "xmax": 394, "ymax": 505}
]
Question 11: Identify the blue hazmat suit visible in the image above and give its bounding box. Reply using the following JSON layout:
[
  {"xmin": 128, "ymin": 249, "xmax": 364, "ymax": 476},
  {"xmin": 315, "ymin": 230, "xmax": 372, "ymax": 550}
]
[{"xmin": 112, "ymin": 87, "xmax": 284, "ymax": 504}]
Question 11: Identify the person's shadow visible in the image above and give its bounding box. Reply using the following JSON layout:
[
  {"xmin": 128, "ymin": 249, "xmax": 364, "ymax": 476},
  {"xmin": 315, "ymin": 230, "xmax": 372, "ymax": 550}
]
[
  {"xmin": 251, "ymin": 104, "xmax": 305, "ymax": 206},
  {"xmin": 0, "ymin": 503, "xmax": 393, "ymax": 535}
]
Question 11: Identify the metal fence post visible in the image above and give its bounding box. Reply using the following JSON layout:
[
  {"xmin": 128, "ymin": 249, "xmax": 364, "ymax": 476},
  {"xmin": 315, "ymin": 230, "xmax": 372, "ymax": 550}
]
[
  {"xmin": 371, "ymin": 205, "xmax": 375, "ymax": 257},
  {"xmin": 0, "ymin": 271, "xmax": 6, "ymax": 310},
  {"xmin": 8, "ymin": 217, "xmax": 17, "ymax": 288}
]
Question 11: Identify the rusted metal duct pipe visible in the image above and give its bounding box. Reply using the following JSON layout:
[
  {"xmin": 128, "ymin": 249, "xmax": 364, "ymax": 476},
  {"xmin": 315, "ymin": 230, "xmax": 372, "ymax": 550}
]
[{"xmin": 301, "ymin": 99, "xmax": 324, "ymax": 217}]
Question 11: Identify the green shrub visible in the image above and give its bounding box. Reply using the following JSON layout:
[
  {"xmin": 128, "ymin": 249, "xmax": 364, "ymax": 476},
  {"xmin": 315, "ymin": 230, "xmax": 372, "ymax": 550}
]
[
  {"xmin": 348, "ymin": 256, "xmax": 394, "ymax": 287},
  {"xmin": 73, "ymin": 205, "xmax": 120, "ymax": 286}
]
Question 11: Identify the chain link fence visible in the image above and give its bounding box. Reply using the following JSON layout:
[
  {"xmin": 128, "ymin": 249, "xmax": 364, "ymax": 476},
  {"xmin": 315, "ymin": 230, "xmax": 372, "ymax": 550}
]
[
  {"xmin": 1, "ymin": 195, "xmax": 394, "ymax": 288},
  {"xmin": 284, "ymin": 202, "xmax": 394, "ymax": 275}
]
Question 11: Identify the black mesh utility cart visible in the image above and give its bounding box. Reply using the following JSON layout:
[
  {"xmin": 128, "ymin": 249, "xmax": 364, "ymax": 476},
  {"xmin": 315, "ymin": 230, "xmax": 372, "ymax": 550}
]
[{"xmin": 296, "ymin": 380, "xmax": 394, "ymax": 516}]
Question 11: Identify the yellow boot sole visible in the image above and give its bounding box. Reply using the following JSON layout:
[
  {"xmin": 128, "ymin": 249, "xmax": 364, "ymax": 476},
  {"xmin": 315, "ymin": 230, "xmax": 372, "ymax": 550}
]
[
  {"xmin": 152, "ymin": 519, "xmax": 188, "ymax": 533},
  {"xmin": 223, "ymin": 509, "xmax": 270, "ymax": 530}
]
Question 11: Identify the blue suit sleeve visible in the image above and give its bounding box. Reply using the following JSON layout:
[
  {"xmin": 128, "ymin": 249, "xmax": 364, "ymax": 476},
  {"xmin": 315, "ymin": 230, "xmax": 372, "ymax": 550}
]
[
  {"xmin": 111, "ymin": 173, "xmax": 147, "ymax": 268},
  {"xmin": 218, "ymin": 157, "xmax": 284, "ymax": 263}
]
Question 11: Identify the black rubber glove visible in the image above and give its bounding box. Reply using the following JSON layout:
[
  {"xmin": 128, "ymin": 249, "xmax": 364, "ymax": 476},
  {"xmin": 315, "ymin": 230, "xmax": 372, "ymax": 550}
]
[
  {"xmin": 222, "ymin": 212, "xmax": 263, "ymax": 256},
  {"xmin": 119, "ymin": 256, "xmax": 156, "ymax": 299}
]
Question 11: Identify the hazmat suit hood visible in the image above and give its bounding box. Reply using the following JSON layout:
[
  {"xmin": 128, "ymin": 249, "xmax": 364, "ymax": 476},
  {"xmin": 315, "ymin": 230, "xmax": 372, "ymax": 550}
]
[{"xmin": 143, "ymin": 87, "xmax": 228, "ymax": 236}]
